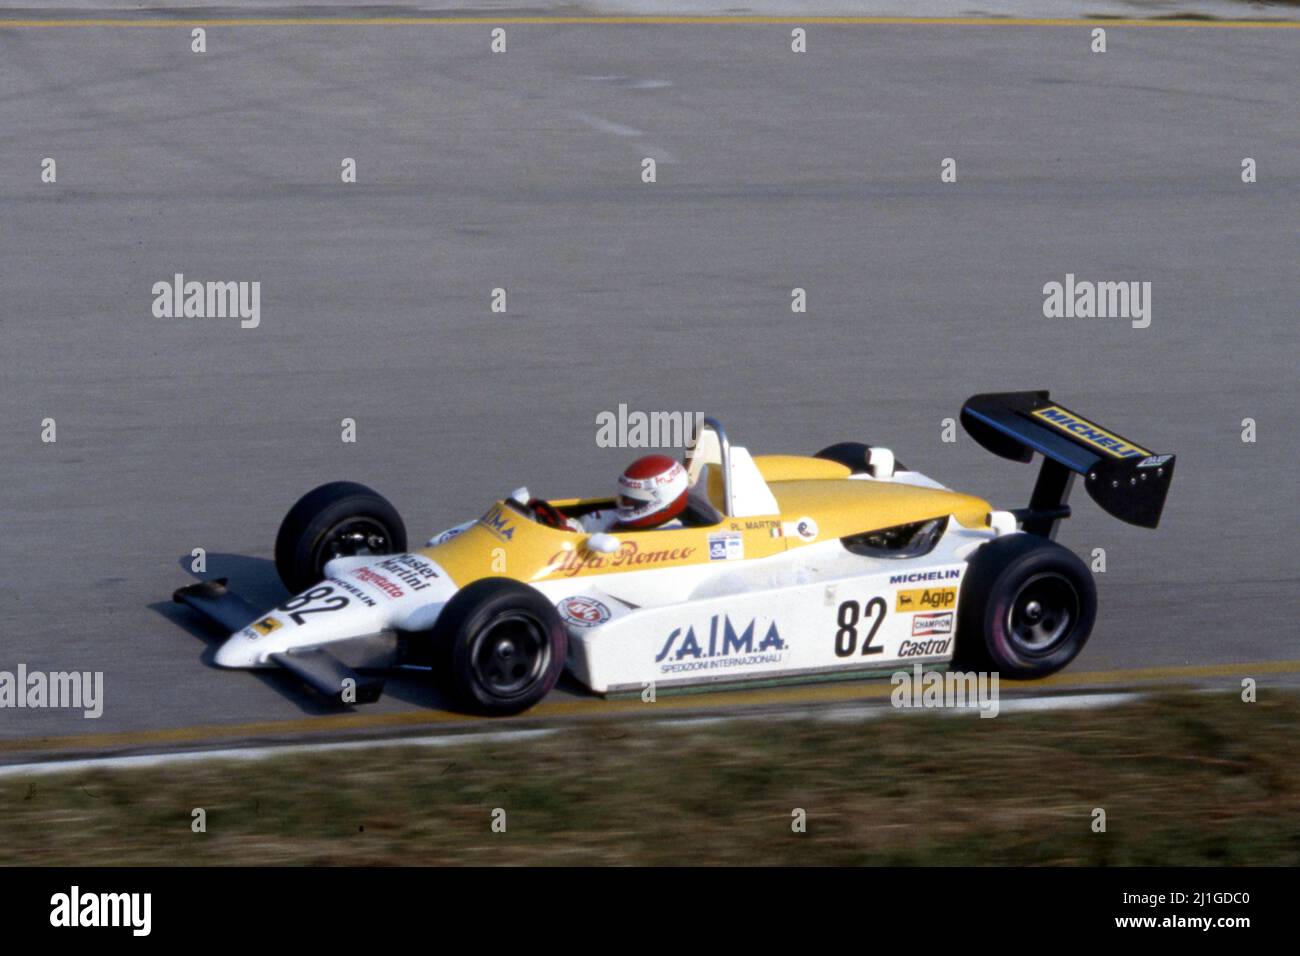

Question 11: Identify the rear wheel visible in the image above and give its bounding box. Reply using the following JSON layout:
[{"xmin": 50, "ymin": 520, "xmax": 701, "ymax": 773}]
[
  {"xmin": 274, "ymin": 481, "xmax": 407, "ymax": 594},
  {"xmin": 955, "ymin": 534, "xmax": 1097, "ymax": 678},
  {"xmin": 434, "ymin": 578, "xmax": 567, "ymax": 715}
]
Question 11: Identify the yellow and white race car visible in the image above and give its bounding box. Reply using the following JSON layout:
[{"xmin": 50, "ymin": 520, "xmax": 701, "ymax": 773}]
[{"xmin": 173, "ymin": 391, "xmax": 1175, "ymax": 715}]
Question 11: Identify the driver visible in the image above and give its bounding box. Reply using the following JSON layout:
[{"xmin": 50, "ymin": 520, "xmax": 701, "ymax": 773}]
[{"xmin": 567, "ymin": 454, "xmax": 690, "ymax": 533}]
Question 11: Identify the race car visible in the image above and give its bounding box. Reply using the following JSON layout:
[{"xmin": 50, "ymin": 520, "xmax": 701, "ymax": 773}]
[{"xmin": 172, "ymin": 391, "xmax": 1175, "ymax": 715}]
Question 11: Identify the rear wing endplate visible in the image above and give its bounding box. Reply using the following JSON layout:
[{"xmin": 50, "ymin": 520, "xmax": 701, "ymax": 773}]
[{"xmin": 961, "ymin": 390, "xmax": 1175, "ymax": 533}]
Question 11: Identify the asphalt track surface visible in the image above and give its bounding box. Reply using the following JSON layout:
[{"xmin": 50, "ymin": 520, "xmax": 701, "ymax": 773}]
[{"xmin": 0, "ymin": 12, "xmax": 1296, "ymax": 759}]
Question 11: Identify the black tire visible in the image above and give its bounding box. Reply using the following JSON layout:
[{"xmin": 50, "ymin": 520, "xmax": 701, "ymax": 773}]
[
  {"xmin": 815, "ymin": 441, "xmax": 908, "ymax": 475},
  {"xmin": 433, "ymin": 578, "xmax": 567, "ymax": 715},
  {"xmin": 274, "ymin": 481, "xmax": 407, "ymax": 594},
  {"xmin": 955, "ymin": 534, "xmax": 1097, "ymax": 678}
]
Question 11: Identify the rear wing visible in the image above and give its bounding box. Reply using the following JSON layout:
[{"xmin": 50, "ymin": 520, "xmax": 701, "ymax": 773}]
[{"xmin": 961, "ymin": 391, "xmax": 1175, "ymax": 535}]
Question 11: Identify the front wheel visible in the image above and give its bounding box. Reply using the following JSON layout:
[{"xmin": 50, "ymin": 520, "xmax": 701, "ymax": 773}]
[
  {"xmin": 955, "ymin": 534, "xmax": 1097, "ymax": 678},
  {"xmin": 434, "ymin": 578, "xmax": 568, "ymax": 715},
  {"xmin": 274, "ymin": 481, "xmax": 407, "ymax": 594}
]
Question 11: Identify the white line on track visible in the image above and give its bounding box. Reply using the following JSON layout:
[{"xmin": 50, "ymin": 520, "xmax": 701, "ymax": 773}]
[
  {"xmin": 989, "ymin": 692, "xmax": 1144, "ymax": 713},
  {"xmin": 0, "ymin": 729, "xmax": 558, "ymax": 779},
  {"xmin": 811, "ymin": 691, "xmax": 1144, "ymax": 722},
  {"xmin": 0, "ymin": 691, "xmax": 1144, "ymax": 778}
]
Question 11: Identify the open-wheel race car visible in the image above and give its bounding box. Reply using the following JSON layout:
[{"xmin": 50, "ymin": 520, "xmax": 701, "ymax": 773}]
[{"xmin": 173, "ymin": 391, "xmax": 1175, "ymax": 715}]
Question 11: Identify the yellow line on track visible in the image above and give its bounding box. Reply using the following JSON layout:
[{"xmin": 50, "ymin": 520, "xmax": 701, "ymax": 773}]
[
  {"xmin": 1, "ymin": 658, "xmax": 1296, "ymax": 757},
  {"xmin": 0, "ymin": 16, "xmax": 1297, "ymax": 29}
]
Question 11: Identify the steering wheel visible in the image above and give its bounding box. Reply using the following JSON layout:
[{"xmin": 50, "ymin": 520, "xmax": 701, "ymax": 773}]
[{"xmin": 527, "ymin": 497, "xmax": 570, "ymax": 530}]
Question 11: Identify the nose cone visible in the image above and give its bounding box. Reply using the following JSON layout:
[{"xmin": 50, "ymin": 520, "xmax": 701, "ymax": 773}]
[{"xmin": 214, "ymin": 629, "xmax": 261, "ymax": 668}]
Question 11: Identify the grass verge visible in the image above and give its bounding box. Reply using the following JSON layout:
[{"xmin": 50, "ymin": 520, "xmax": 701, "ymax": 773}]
[{"xmin": 2, "ymin": 691, "xmax": 1297, "ymax": 865}]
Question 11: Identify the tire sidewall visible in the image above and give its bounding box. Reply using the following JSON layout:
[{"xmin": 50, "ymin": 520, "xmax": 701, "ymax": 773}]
[
  {"xmin": 439, "ymin": 578, "xmax": 568, "ymax": 715},
  {"xmin": 960, "ymin": 535, "xmax": 1097, "ymax": 679},
  {"xmin": 274, "ymin": 482, "xmax": 407, "ymax": 594}
]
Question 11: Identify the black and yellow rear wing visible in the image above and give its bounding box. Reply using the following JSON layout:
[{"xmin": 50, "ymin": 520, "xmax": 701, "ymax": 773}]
[{"xmin": 961, "ymin": 391, "xmax": 1175, "ymax": 535}]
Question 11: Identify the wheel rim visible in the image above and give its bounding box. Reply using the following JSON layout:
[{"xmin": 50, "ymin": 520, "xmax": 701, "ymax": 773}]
[
  {"xmin": 471, "ymin": 611, "xmax": 550, "ymax": 699},
  {"xmin": 1005, "ymin": 573, "xmax": 1079, "ymax": 655},
  {"xmin": 315, "ymin": 517, "xmax": 393, "ymax": 570}
]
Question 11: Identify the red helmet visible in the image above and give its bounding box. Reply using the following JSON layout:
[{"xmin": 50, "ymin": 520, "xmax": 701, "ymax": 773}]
[{"xmin": 616, "ymin": 455, "xmax": 689, "ymax": 529}]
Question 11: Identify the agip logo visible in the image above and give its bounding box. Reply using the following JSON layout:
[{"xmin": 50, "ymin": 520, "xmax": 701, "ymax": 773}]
[
  {"xmin": 895, "ymin": 587, "xmax": 957, "ymax": 613},
  {"xmin": 249, "ymin": 616, "xmax": 281, "ymax": 638}
]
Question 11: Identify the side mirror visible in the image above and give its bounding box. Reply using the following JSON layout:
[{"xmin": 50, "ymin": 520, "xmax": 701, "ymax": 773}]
[{"xmin": 586, "ymin": 533, "xmax": 621, "ymax": 554}]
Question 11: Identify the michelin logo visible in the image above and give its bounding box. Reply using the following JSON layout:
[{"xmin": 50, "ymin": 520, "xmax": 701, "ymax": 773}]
[
  {"xmin": 890, "ymin": 569, "xmax": 961, "ymax": 585},
  {"xmin": 1031, "ymin": 406, "xmax": 1149, "ymax": 459}
]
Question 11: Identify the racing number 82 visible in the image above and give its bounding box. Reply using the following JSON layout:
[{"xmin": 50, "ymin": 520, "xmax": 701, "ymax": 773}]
[
  {"xmin": 277, "ymin": 585, "xmax": 349, "ymax": 625},
  {"xmin": 834, "ymin": 597, "xmax": 886, "ymax": 657}
]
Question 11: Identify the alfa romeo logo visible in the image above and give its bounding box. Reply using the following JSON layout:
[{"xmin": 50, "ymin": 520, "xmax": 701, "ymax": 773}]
[{"xmin": 558, "ymin": 596, "xmax": 612, "ymax": 627}]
